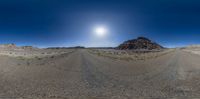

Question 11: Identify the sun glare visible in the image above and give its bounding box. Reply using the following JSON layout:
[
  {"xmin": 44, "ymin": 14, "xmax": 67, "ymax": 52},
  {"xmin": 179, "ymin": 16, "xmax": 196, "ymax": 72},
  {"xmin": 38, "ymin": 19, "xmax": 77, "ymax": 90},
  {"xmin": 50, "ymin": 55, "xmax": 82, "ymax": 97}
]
[{"xmin": 94, "ymin": 26, "xmax": 107, "ymax": 37}]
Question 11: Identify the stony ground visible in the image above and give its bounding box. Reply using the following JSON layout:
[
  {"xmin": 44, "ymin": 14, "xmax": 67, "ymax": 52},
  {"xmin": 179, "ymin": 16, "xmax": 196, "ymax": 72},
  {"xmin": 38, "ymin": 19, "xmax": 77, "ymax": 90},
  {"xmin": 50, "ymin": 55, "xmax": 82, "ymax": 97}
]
[{"xmin": 0, "ymin": 49, "xmax": 199, "ymax": 99}]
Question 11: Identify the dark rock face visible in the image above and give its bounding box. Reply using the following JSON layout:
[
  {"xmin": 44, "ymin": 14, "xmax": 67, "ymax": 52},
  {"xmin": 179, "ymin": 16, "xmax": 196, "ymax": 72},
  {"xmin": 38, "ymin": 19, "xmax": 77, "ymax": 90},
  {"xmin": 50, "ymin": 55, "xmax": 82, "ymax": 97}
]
[{"xmin": 118, "ymin": 37, "xmax": 164, "ymax": 50}]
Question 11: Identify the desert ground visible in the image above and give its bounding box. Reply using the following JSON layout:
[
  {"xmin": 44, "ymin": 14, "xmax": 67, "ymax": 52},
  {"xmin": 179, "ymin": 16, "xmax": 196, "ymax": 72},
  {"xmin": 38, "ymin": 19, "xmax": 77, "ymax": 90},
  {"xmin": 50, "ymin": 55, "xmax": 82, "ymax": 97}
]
[{"xmin": 0, "ymin": 48, "xmax": 200, "ymax": 99}]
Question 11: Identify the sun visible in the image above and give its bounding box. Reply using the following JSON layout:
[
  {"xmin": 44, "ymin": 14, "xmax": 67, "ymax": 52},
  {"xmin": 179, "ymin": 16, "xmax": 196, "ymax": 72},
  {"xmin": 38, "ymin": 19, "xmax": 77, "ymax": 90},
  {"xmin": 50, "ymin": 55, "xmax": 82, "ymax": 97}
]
[{"xmin": 94, "ymin": 26, "xmax": 107, "ymax": 37}]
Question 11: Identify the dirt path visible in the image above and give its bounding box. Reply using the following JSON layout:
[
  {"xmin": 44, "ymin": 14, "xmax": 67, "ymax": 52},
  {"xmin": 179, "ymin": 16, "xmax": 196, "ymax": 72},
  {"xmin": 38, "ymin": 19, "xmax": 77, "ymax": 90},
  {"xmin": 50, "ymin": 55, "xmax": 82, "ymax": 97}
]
[{"xmin": 0, "ymin": 49, "xmax": 199, "ymax": 98}]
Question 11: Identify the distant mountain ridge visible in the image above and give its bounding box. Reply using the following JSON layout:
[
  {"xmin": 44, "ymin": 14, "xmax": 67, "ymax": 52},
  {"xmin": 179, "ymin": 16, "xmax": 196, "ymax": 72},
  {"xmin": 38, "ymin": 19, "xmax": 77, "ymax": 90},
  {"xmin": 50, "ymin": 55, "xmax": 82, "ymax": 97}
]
[{"xmin": 118, "ymin": 37, "xmax": 164, "ymax": 50}]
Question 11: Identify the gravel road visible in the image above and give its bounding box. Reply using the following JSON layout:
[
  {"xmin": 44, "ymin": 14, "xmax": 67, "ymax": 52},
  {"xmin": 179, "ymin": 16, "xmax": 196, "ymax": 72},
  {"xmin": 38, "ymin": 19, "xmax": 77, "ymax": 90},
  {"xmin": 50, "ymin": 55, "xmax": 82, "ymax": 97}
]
[{"xmin": 0, "ymin": 49, "xmax": 200, "ymax": 99}]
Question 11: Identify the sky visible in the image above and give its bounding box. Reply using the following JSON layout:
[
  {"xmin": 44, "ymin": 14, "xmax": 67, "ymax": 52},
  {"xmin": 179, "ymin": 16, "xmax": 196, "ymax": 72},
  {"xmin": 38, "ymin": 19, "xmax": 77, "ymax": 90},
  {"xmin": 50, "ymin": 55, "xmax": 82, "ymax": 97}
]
[{"xmin": 0, "ymin": 0, "xmax": 200, "ymax": 48}]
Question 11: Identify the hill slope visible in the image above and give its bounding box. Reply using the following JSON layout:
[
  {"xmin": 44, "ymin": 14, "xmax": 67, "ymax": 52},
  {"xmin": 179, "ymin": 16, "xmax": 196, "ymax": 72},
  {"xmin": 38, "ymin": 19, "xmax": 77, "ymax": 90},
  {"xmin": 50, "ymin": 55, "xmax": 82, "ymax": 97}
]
[{"xmin": 118, "ymin": 37, "xmax": 164, "ymax": 50}]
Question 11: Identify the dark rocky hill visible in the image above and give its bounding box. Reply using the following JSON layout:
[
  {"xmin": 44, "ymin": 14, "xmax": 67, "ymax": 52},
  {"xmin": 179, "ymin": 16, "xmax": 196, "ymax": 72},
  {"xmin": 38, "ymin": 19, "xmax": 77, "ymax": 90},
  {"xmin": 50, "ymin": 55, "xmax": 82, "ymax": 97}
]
[{"xmin": 118, "ymin": 37, "xmax": 164, "ymax": 50}]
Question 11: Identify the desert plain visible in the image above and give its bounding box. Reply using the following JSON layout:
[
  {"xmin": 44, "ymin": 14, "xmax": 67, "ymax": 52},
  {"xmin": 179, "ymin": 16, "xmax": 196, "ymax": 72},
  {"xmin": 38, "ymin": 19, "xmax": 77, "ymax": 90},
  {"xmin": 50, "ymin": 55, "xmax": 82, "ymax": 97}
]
[{"xmin": 0, "ymin": 45, "xmax": 199, "ymax": 99}]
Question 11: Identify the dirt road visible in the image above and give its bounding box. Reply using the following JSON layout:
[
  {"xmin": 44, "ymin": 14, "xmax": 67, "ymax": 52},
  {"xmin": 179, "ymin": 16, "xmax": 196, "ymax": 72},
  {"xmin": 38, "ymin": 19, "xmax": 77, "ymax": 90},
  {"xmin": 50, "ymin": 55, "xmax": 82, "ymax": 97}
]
[{"xmin": 0, "ymin": 49, "xmax": 200, "ymax": 98}]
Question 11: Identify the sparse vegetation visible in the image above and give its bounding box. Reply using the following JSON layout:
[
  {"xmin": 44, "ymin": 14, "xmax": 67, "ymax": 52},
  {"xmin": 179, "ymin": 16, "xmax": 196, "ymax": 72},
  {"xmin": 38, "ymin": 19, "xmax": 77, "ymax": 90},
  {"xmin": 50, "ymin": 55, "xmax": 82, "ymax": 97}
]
[
  {"xmin": 182, "ymin": 45, "xmax": 200, "ymax": 56},
  {"xmin": 50, "ymin": 56, "xmax": 55, "ymax": 58},
  {"xmin": 88, "ymin": 49, "xmax": 175, "ymax": 61},
  {"xmin": 17, "ymin": 56, "xmax": 26, "ymax": 60},
  {"xmin": 27, "ymin": 61, "xmax": 30, "ymax": 66},
  {"xmin": 35, "ymin": 56, "xmax": 42, "ymax": 60}
]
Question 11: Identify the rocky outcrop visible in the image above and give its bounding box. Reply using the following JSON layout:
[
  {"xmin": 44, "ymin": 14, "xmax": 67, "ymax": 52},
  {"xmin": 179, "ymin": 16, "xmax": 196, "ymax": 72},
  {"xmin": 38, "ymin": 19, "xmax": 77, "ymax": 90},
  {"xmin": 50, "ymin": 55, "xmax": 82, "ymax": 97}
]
[
  {"xmin": 0, "ymin": 43, "xmax": 17, "ymax": 49},
  {"xmin": 118, "ymin": 37, "xmax": 164, "ymax": 50},
  {"xmin": 0, "ymin": 44, "xmax": 39, "ymax": 51}
]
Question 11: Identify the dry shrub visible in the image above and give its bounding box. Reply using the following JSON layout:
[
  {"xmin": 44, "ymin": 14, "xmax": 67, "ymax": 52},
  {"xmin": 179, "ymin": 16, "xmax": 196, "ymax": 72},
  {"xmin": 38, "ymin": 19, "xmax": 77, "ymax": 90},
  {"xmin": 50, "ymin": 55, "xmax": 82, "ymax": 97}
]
[{"xmin": 88, "ymin": 49, "xmax": 174, "ymax": 61}]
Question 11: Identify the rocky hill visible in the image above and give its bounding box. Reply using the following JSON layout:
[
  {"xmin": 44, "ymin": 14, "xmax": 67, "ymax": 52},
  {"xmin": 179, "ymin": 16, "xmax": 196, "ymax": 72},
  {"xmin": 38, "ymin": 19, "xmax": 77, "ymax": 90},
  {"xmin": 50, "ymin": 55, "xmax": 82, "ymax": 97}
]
[
  {"xmin": 0, "ymin": 44, "xmax": 17, "ymax": 49},
  {"xmin": 0, "ymin": 44, "xmax": 39, "ymax": 51},
  {"xmin": 118, "ymin": 37, "xmax": 164, "ymax": 50}
]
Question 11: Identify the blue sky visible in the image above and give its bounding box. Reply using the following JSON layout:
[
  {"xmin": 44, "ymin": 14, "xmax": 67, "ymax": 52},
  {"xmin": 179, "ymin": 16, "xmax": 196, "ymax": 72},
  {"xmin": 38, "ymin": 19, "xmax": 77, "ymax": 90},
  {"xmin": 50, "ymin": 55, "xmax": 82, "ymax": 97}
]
[{"xmin": 0, "ymin": 0, "xmax": 200, "ymax": 48}]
